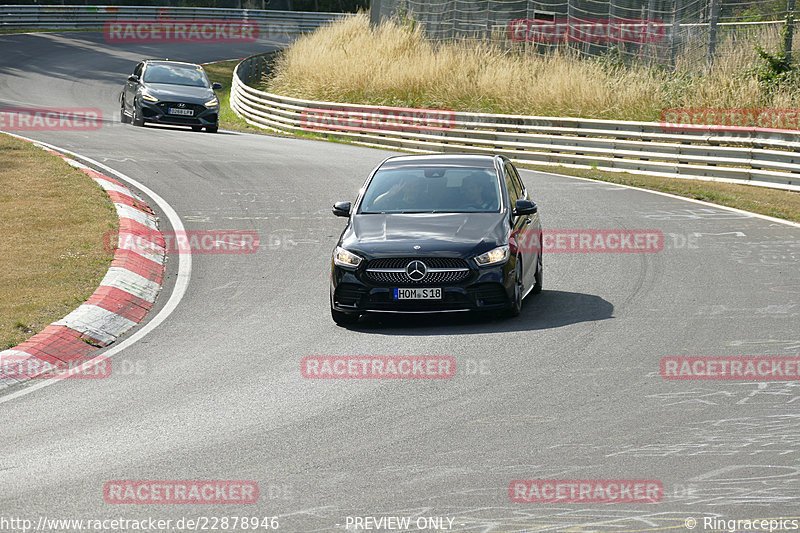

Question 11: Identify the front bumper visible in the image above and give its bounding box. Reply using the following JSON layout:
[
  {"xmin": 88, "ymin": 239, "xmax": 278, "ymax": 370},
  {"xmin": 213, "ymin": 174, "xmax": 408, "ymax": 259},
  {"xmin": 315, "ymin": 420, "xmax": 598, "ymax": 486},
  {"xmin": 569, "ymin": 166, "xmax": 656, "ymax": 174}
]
[
  {"xmin": 138, "ymin": 100, "xmax": 218, "ymax": 126},
  {"xmin": 331, "ymin": 259, "xmax": 515, "ymax": 314}
]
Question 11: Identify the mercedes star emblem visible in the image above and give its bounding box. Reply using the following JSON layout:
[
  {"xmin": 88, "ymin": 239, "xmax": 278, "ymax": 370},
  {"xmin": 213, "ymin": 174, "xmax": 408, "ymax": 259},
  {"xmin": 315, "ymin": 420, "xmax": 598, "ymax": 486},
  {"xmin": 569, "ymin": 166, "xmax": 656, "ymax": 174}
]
[{"xmin": 405, "ymin": 260, "xmax": 427, "ymax": 281}]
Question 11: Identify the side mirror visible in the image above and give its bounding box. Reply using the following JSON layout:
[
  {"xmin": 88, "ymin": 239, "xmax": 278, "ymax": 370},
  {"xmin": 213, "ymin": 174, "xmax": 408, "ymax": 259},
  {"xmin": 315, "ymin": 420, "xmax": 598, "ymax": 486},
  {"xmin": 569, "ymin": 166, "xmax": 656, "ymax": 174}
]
[
  {"xmin": 212, "ymin": 82, "xmax": 223, "ymax": 90},
  {"xmin": 513, "ymin": 199, "xmax": 538, "ymax": 216},
  {"xmin": 127, "ymin": 75, "xmax": 139, "ymax": 83},
  {"xmin": 332, "ymin": 201, "xmax": 351, "ymax": 217}
]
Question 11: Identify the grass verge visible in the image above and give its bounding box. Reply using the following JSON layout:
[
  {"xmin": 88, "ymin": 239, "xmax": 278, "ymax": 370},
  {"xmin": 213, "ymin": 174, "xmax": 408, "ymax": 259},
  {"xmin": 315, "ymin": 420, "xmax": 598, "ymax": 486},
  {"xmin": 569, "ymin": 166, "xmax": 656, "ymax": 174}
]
[
  {"xmin": 0, "ymin": 135, "xmax": 117, "ymax": 349},
  {"xmin": 263, "ymin": 15, "xmax": 800, "ymax": 122},
  {"xmin": 203, "ymin": 60, "xmax": 268, "ymax": 133}
]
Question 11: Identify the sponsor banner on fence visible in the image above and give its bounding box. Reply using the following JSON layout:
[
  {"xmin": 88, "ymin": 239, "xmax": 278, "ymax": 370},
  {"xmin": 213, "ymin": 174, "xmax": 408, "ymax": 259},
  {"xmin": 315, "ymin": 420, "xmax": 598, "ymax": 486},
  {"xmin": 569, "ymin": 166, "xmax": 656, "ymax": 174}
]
[
  {"xmin": 513, "ymin": 229, "xmax": 664, "ymax": 253},
  {"xmin": 660, "ymin": 107, "xmax": 800, "ymax": 132},
  {"xmin": 104, "ymin": 19, "xmax": 259, "ymax": 43},
  {"xmin": 300, "ymin": 106, "xmax": 456, "ymax": 134},
  {"xmin": 508, "ymin": 18, "xmax": 666, "ymax": 43},
  {"xmin": 104, "ymin": 230, "xmax": 259, "ymax": 255},
  {"xmin": 301, "ymin": 356, "xmax": 456, "ymax": 379},
  {"xmin": 509, "ymin": 479, "xmax": 663, "ymax": 503},
  {"xmin": 103, "ymin": 481, "xmax": 259, "ymax": 504},
  {"xmin": 0, "ymin": 107, "xmax": 102, "ymax": 131},
  {"xmin": 660, "ymin": 357, "xmax": 800, "ymax": 380}
]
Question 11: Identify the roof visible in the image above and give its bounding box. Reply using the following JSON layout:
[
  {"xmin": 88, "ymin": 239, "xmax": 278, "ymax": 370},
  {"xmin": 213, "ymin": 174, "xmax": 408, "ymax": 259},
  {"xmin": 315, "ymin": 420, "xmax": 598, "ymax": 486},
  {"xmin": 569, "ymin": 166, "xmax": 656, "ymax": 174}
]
[
  {"xmin": 143, "ymin": 59, "xmax": 201, "ymax": 68},
  {"xmin": 380, "ymin": 154, "xmax": 499, "ymax": 170}
]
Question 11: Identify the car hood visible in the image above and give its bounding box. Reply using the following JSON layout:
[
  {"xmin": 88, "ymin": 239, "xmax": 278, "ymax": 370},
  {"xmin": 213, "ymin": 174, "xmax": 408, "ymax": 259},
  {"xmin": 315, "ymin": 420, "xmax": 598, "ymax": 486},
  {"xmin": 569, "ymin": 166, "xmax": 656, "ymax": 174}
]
[
  {"xmin": 141, "ymin": 83, "xmax": 215, "ymax": 102},
  {"xmin": 342, "ymin": 213, "xmax": 508, "ymax": 257}
]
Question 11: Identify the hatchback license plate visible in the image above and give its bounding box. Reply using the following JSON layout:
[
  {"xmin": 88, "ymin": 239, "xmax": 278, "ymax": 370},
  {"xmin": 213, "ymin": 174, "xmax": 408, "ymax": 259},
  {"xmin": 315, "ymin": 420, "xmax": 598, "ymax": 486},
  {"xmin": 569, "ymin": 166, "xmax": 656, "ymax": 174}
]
[
  {"xmin": 393, "ymin": 288, "xmax": 442, "ymax": 300},
  {"xmin": 168, "ymin": 108, "xmax": 194, "ymax": 116}
]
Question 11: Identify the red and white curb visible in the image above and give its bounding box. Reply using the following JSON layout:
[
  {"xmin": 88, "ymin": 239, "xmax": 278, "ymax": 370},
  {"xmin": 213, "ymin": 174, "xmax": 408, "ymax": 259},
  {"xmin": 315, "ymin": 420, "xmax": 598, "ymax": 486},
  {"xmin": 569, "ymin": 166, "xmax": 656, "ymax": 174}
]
[{"xmin": 0, "ymin": 140, "xmax": 165, "ymax": 389}]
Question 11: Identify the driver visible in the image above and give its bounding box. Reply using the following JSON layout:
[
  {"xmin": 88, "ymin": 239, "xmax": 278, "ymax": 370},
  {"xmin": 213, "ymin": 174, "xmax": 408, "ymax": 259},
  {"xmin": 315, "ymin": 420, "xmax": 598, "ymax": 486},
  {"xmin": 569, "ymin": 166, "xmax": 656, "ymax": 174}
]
[
  {"xmin": 372, "ymin": 175, "xmax": 427, "ymax": 210},
  {"xmin": 462, "ymin": 172, "xmax": 492, "ymax": 210}
]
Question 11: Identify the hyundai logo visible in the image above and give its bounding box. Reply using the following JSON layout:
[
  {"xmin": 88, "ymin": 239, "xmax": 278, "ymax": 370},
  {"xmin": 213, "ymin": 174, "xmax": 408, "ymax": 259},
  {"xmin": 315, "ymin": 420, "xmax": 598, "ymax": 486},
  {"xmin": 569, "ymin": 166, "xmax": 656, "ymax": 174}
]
[{"xmin": 405, "ymin": 260, "xmax": 427, "ymax": 281}]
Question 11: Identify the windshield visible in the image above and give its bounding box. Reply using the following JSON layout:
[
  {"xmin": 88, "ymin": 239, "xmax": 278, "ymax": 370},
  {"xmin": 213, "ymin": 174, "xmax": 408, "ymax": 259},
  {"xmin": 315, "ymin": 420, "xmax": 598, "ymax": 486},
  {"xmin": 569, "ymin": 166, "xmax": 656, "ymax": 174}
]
[
  {"xmin": 359, "ymin": 167, "xmax": 501, "ymax": 214},
  {"xmin": 143, "ymin": 64, "xmax": 209, "ymax": 87}
]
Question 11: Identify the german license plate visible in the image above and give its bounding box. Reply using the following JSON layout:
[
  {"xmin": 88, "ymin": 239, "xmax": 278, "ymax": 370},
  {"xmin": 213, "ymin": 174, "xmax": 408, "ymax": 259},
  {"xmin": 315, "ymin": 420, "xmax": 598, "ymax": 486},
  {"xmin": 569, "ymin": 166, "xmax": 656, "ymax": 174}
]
[
  {"xmin": 168, "ymin": 108, "xmax": 193, "ymax": 116},
  {"xmin": 393, "ymin": 288, "xmax": 442, "ymax": 300}
]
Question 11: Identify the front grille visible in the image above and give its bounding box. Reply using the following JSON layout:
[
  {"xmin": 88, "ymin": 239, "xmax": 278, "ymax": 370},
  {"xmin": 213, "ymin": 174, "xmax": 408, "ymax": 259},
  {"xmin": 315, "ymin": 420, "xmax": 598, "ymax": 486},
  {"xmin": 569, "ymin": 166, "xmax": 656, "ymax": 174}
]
[
  {"xmin": 365, "ymin": 257, "xmax": 471, "ymax": 286},
  {"xmin": 158, "ymin": 115, "xmax": 201, "ymax": 124},
  {"xmin": 365, "ymin": 270, "xmax": 469, "ymax": 285},
  {"xmin": 368, "ymin": 257, "xmax": 467, "ymax": 269}
]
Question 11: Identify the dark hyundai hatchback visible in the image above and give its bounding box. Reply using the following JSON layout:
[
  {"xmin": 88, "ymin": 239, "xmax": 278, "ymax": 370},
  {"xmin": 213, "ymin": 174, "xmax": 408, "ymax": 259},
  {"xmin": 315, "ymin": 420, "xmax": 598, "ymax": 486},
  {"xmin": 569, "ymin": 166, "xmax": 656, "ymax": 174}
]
[
  {"xmin": 120, "ymin": 60, "xmax": 223, "ymax": 132},
  {"xmin": 330, "ymin": 154, "xmax": 543, "ymax": 325}
]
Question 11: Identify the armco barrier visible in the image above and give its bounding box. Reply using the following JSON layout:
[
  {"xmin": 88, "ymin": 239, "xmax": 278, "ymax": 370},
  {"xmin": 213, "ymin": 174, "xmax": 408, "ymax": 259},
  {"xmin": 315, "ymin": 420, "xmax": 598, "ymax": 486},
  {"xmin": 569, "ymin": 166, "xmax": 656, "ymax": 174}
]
[
  {"xmin": 231, "ymin": 51, "xmax": 800, "ymax": 191},
  {"xmin": 0, "ymin": 5, "xmax": 348, "ymax": 34}
]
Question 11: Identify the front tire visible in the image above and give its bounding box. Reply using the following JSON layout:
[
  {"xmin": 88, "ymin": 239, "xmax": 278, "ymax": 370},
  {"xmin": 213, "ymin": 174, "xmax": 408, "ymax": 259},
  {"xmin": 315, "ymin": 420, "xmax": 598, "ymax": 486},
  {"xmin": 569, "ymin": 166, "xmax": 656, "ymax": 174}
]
[
  {"xmin": 191, "ymin": 126, "xmax": 203, "ymax": 132},
  {"xmin": 120, "ymin": 100, "xmax": 130, "ymax": 124},
  {"xmin": 132, "ymin": 103, "xmax": 144, "ymax": 127},
  {"xmin": 206, "ymin": 125, "xmax": 218, "ymax": 133},
  {"xmin": 506, "ymin": 260, "xmax": 523, "ymax": 318},
  {"xmin": 331, "ymin": 307, "xmax": 359, "ymax": 326},
  {"xmin": 532, "ymin": 251, "xmax": 543, "ymax": 294}
]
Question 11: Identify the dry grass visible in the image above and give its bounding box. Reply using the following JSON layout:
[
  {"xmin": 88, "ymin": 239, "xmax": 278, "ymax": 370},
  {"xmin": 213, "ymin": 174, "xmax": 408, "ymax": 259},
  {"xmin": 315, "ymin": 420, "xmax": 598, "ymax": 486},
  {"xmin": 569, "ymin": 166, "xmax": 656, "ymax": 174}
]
[
  {"xmin": 0, "ymin": 135, "xmax": 117, "ymax": 349},
  {"xmin": 265, "ymin": 15, "xmax": 800, "ymax": 121}
]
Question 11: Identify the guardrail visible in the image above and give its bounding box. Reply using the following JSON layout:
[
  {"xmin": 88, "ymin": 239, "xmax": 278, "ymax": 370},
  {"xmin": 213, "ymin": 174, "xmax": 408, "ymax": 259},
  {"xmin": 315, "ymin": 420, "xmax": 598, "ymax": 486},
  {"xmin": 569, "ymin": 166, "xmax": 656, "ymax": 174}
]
[
  {"xmin": 231, "ymin": 51, "xmax": 800, "ymax": 191},
  {"xmin": 0, "ymin": 5, "xmax": 348, "ymax": 33}
]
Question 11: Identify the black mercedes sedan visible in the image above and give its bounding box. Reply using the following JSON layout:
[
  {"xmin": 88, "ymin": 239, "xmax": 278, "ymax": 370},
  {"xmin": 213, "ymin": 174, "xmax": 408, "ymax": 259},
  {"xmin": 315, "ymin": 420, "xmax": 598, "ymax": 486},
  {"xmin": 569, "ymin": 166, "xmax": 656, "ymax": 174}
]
[
  {"xmin": 330, "ymin": 154, "xmax": 542, "ymax": 325},
  {"xmin": 120, "ymin": 60, "xmax": 222, "ymax": 133}
]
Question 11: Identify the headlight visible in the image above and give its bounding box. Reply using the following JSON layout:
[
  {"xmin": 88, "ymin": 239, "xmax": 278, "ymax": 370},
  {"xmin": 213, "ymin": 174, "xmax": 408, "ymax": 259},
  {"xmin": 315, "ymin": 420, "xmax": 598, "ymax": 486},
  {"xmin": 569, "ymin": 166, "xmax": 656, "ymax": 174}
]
[
  {"xmin": 204, "ymin": 97, "xmax": 219, "ymax": 107},
  {"xmin": 333, "ymin": 246, "xmax": 363, "ymax": 269},
  {"xmin": 140, "ymin": 93, "xmax": 158, "ymax": 102},
  {"xmin": 474, "ymin": 245, "xmax": 509, "ymax": 266}
]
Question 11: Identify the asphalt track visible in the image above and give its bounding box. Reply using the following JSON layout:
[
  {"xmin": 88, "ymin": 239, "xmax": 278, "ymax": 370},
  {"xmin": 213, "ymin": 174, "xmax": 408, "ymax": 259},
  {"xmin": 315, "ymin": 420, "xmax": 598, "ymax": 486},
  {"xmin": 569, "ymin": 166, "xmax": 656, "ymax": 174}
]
[{"xmin": 1, "ymin": 30, "xmax": 800, "ymax": 533}]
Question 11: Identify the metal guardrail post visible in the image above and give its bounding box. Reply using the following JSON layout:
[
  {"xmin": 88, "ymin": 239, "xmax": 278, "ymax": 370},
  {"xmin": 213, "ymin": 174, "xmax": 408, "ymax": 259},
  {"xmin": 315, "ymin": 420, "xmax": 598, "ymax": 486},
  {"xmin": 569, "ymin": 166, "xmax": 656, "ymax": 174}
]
[
  {"xmin": 785, "ymin": 0, "xmax": 796, "ymax": 63},
  {"xmin": 706, "ymin": 0, "xmax": 720, "ymax": 65}
]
